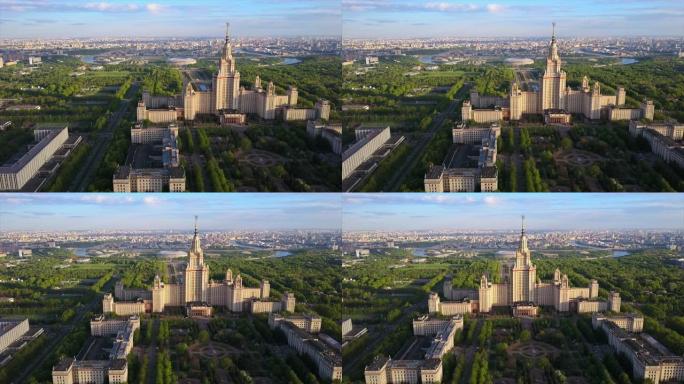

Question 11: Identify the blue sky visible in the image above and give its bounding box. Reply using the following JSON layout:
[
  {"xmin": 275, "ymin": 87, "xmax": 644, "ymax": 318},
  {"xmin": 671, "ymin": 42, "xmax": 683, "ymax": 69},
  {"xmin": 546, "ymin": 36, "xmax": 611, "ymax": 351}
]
[
  {"xmin": 0, "ymin": 0, "xmax": 341, "ymax": 38},
  {"xmin": 0, "ymin": 193, "xmax": 342, "ymax": 231},
  {"xmin": 342, "ymin": 194, "xmax": 684, "ymax": 231},
  {"xmin": 343, "ymin": 0, "xmax": 684, "ymax": 38},
  {"xmin": 2, "ymin": 193, "xmax": 680, "ymax": 232}
]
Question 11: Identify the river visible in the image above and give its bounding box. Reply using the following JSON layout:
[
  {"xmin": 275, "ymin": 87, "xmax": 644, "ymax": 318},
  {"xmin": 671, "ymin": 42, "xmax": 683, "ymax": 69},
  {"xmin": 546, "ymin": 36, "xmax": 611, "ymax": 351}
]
[
  {"xmin": 419, "ymin": 56, "xmax": 434, "ymax": 64},
  {"xmin": 620, "ymin": 58, "xmax": 638, "ymax": 65}
]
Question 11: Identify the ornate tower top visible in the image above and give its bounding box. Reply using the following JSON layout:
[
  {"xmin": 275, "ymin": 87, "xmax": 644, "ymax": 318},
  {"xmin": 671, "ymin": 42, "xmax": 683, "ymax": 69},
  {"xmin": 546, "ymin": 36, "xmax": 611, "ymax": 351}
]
[
  {"xmin": 515, "ymin": 215, "xmax": 531, "ymax": 267},
  {"xmin": 521, "ymin": 215, "xmax": 525, "ymax": 236},
  {"xmin": 188, "ymin": 216, "xmax": 203, "ymax": 266},
  {"xmin": 546, "ymin": 22, "xmax": 561, "ymax": 74},
  {"xmin": 221, "ymin": 21, "xmax": 233, "ymax": 60},
  {"xmin": 519, "ymin": 215, "xmax": 529, "ymax": 253}
]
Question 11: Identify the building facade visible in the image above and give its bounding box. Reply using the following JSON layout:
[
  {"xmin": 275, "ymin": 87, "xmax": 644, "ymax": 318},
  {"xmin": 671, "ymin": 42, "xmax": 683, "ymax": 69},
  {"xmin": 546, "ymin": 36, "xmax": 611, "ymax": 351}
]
[
  {"xmin": 0, "ymin": 124, "xmax": 69, "ymax": 191},
  {"xmin": 113, "ymin": 122, "xmax": 185, "ymax": 192},
  {"xmin": 463, "ymin": 25, "xmax": 654, "ymax": 123},
  {"xmin": 0, "ymin": 318, "xmax": 29, "ymax": 353},
  {"xmin": 434, "ymin": 217, "xmax": 620, "ymax": 315},
  {"xmin": 629, "ymin": 120, "xmax": 684, "ymax": 168},
  {"xmin": 342, "ymin": 126, "xmax": 391, "ymax": 180},
  {"xmin": 136, "ymin": 23, "xmax": 328, "ymax": 123},
  {"xmin": 307, "ymin": 120, "xmax": 342, "ymax": 154},
  {"xmin": 593, "ymin": 314, "xmax": 684, "ymax": 384},
  {"xmin": 53, "ymin": 316, "xmax": 138, "ymax": 384},
  {"xmin": 364, "ymin": 315, "xmax": 462, "ymax": 383},
  {"xmin": 269, "ymin": 314, "xmax": 342, "ymax": 382},
  {"xmin": 113, "ymin": 166, "xmax": 186, "ymax": 192},
  {"xmin": 424, "ymin": 123, "xmax": 499, "ymax": 192},
  {"xmin": 103, "ymin": 218, "xmax": 294, "ymax": 315}
]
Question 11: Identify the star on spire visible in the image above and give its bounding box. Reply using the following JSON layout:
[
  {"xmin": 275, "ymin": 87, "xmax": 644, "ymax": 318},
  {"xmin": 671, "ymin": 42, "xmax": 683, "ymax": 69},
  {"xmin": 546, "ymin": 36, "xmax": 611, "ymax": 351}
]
[
  {"xmin": 521, "ymin": 215, "xmax": 526, "ymax": 235},
  {"xmin": 194, "ymin": 215, "xmax": 198, "ymax": 235}
]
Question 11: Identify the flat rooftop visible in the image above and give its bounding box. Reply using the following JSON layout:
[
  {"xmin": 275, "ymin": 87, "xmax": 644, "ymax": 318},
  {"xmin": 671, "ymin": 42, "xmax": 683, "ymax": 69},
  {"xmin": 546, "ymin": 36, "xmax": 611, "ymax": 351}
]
[{"xmin": 0, "ymin": 125, "xmax": 67, "ymax": 173}]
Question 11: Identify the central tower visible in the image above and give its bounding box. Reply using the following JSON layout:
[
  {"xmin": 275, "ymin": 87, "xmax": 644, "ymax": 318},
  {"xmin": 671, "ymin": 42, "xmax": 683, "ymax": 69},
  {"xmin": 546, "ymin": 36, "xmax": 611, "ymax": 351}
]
[
  {"xmin": 213, "ymin": 22, "xmax": 241, "ymax": 112},
  {"xmin": 185, "ymin": 216, "xmax": 209, "ymax": 303},
  {"xmin": 512, "ymin": 216, "xmax": 536, "ymax": 303},
  {"xmin": 540, "ymin": 22, "xmax": 566, "ymax": 111}
]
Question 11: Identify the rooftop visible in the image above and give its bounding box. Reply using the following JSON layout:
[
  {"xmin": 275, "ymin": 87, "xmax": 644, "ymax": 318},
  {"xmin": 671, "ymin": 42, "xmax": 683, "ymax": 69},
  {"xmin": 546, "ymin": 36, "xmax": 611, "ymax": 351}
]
[{"xmin": 0, "ymin": 125, "xmax": 68, "ymax": 173}]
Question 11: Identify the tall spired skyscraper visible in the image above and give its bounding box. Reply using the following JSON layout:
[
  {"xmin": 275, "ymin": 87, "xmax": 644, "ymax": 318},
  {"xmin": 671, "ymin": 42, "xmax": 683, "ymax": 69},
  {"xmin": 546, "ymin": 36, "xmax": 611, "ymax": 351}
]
[
  {"xmin": 213, "ymin": 22, "xmax": 241, "ymax": 111},
  {"xmin": 185, "ymin": 216, "xmax": 209, "ymax": 303},
  {"xmin": 540, "ymin": 22, "xmax": 567, "ymax": 111},
  {"xmin": 511, "ymin": 216, "xmax": 537, "ymax": 303}
]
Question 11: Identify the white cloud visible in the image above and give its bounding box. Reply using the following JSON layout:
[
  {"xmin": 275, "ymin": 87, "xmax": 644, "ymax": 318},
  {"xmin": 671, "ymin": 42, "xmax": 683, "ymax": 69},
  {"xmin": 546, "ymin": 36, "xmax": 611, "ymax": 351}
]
[
  {"xmin": 486, "ymin": 4, "xmax": 505, "ymax": 13},
  {"xmin": 419, "ymin": 194, "xmax": 453, "ymax": 203},
  {"xmin": 145, "ymin": 3, "xmax": 165, "ymax": 13},
  {"xmin": 83, "ymin": 2, "xmax": 140, "ymax": 12},
  {"xmin": 483, "ymin": 196, "xmax": 500, "ymax": 205},
  {"xmin": 143, "ymin": 196, "xmax": 163, "ymax": 205},
  {"xmin": 79, "ymin": 194, "xmax": 134, "ymax": 204},
  {"xmin": 424, "ymin": 2, "xmax": 479, "ymax": 12}
]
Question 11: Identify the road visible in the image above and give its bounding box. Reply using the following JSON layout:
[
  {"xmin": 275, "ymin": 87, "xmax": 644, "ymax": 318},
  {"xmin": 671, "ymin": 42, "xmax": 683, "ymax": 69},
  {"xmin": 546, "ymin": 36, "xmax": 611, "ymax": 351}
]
[
  {"xmin": 512, "ymin": 126, "xmax": 524, "ymax": 191},
  {"xmin": 68, "ymin": 82, "xmax": 139, "ymax": 192},
  {"xmin": 457, "ymin": 318, "xmax": 483, "ymax": 384},
  {"xmin": 146, "ymin": 318, "xmax": 160, "ymax": 384},
  {"xmin": 13, "ymin": 277, "xmax": 117, "ymax": 384},
  {"xmin": 383, "ymin": 94, "xmax": 463, "ymax": 192},
  {"xmin": 344, "ymin": 300, "xmax": 424, "ymax": 378}
]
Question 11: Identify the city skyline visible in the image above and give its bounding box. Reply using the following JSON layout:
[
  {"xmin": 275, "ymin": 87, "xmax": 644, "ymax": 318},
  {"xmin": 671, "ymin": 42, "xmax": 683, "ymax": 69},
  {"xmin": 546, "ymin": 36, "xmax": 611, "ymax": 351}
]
[
  {"xmin": 0, "ymin": 193, "xmax": 342, "ymax": 231},
  {"xmin": 342, "ymin": 0, "xmax": 684, "ymax": 38},
  {"xmin": 0, "ymin": 0, "xmax": 341, "ymax": 38},
  {"xmin": 342, "ymin": 194, "xmax": 684, "ymax": 231}
]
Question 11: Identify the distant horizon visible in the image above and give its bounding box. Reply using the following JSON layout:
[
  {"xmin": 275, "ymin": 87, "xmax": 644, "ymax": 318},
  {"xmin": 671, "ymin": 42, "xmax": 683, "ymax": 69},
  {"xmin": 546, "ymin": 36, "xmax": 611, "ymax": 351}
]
[
  {"xmin": 0, "ymin": 193, "xmax": 342, "ymax": 232},
  {"xmin": 2, "ymin": 193, "xmax": 681, "ymax": 232},
  {"xmin": 343, "ymin": 0, "xmax": 684, "ymax": 38},
  {"xmin": 0, "ymin": 34, "xmax": 342, "ymax": 41},
  {"xmin": 0, "ymin": 0, "xmax": 341, "ymax": 39},
  {"xmin": 2, "ymin": 1, "xmax": 682, "ymax": 40},
  {"xmin": 4, "ymin": 227, "xmax": 678, "ymax": 234},
  {"xmin": 342, "ymin": 194, "xmax": 684, "ymax": 231},
  {"xmin": 2, "ymin": 34, "xmax": 681, "ymax": 42}
]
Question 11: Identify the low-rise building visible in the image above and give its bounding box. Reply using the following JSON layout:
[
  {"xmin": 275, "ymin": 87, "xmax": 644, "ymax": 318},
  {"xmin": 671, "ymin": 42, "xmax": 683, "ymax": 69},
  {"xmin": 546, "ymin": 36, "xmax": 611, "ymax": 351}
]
[
  {"xmin": 0, "ymin": 124, "xmax": 69, "ymax": 191},
  {"xmin": 593, "ymin": 314, "xmax": 684, "ymax": 384},
  {"xmin": 114, "ymin": 123, "xmax": 185, "ymax": 191},
  {"xmin": 365, "ymin": 315, "xmax": 461, "ymax": 383},
  {"xmin": 53, "ymin": 315, "xmax": 139, "ymax": 384},
  {"xmin": 343, "ymin": 126, "xmax": 391, "ymax": 180},
  {"xmin": 365, "ymin": 356, "xmax": 443, "ymax": 384},
  {"xmin": 269, "ymin": 313, "xmax": 322, "ymax": 333},
  {"xmin": 270, "ymin": 314, "xmax": 342, "ymax": 382},
  {"xmin": 307, "ymin": 120, "xmax": 342, "ymax": 154},
  {"xmin": 630, "ymin": 121, "xmax": 684, "ymax": 168},
  {"xmin": 113, "ymin": 166, "xmax": 186, "ymax": 192},
  {"xmin": 341, "ymin": 318, "xmax": 368, "ymax": 341},
  {"xmin": 0, "ymin": 318, "xmax": 29, "ymax": 354},
  {"xmin": 425, "ymin": 123, "xmax": 499, "ymax": 192}
]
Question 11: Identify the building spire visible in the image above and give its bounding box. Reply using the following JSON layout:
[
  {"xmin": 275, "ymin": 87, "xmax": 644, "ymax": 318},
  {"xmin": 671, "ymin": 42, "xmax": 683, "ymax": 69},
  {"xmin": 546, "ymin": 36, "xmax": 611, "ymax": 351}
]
[
  {"xmin": 221, "ymin": 21, "xmax": 233, "ymax": 60},
  {"xmin": 521, "ymin": 215, "xmax": 525, "ymax": 236},
  {"xmin": 189, "ymin": 215, "xmax": 202, "ymax": 262},
  {"xmin": 552, "ymin": 22, "xmax": 556, "ymax": 41}
]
